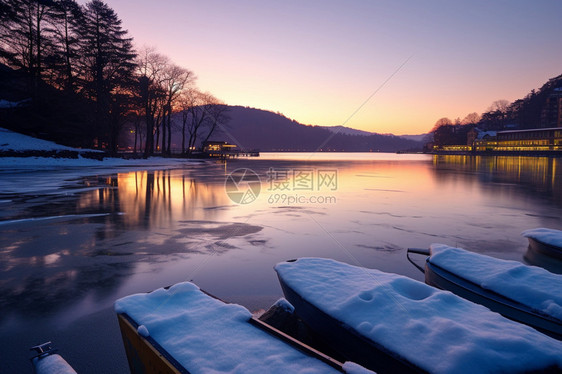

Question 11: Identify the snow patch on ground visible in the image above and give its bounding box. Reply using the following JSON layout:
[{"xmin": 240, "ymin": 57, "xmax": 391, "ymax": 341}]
[
  {"xmin": 0, "ymin": 154, "xmax": 199, "ymax": 169},
  {"xmin": 0, "ymin": 128, "xmax": 204, "ymax": 194},
  {"xmin": 429, "ymin": 243, "xmax": 562, "ymax": 320},
  {"xmin": 115, "ymin": 282, "xmax": 342, "ymax": 373},
  {"xmin": 0, "ymin": 127, "xmax": 78, "ymax": 151},
  {"xmin": 275, "ymin": 257, "xmax": 562, "ymax": 374},
  {"xmin": 0, "ymin": 99, "xmax": 30, "ymax": 109}
]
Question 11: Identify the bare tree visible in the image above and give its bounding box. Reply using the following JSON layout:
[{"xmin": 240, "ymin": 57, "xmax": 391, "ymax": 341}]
[
  {"xmin": 178, "ymin": 91, "xmax": 191, "ymax": 154},
  {"xmin": 178, "ymin": 89, "xmax": 220, "ymax": 156},
  {"xmin": 487, "ymin": 99, "xmax": 510, "ymax": 114},
  {"xmin": 201, "ymin": 102, "xmax": 229, "ymax": 146},
  {"xmin": 462, "ymin": 112, "xmax": 481, "ymax": 125},
  {"xmin": 430, "ymin": 117, "xmax": 453, "ymax": 132},
  {"xmin": 160, "ymin": 64, "xmax": 195, "ymax": 155},
  {"xmin": 483, "ymin": 99, "xmax": 511, "ymax": 130},
  {"xmin": 0, "ymin": 0, "xmax": 21, "ymax": 65},
  {"xmin": 136, "ymin": 47, "xmax": 168, "ymax": 156}
]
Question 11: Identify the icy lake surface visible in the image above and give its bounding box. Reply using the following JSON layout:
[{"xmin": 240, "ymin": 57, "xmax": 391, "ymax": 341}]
[{"xmin": 1, "ymin": 153, "xmax": 562, "ymax": 373}]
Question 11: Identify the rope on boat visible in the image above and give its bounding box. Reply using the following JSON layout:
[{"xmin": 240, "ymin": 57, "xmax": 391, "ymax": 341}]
[{"xmin": 406, "ymin": 248, "xmax": 430, "ymax": 274}]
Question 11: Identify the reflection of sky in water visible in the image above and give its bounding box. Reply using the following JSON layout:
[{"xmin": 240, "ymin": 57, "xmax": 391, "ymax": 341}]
[{"xmin": 1, "ymin": 153, "xmax": 562, "ymax": 373}]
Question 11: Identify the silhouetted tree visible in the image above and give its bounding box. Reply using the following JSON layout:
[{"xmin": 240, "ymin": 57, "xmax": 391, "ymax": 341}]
[
  {"xmin": 481, "ymin": 99, "xmax": 510, "ymax": 130},
  {"xmin": 462, "ymin": 112, "xmax": 481, "ymax": 125},
  {"xmin": 431, "ymin": 117, "xmax": 468, "ymax": 146},
  {"xmin": 44, "ymin": 0, "xmax": 83, "ymax": 92},
  {"xmin": 136, "ymin": 47, "xmax": 168, "ymax": 156},
  {"xmin": 2, "ymin": 0, "xmax": 57, "ymax": 97},
  {"xmin": 179, "ymin": 89, "xmax": 220, "ymax": 156},
  {"xmin": 160, "ymin": 63, "xmax": 195, "ymax": 155},
  {"xmin": 79, "ymin": 0, "xmax": 136, "ymax": 152},
  {"xmin": 0, "ymin": 0, "xmax": 20, "ymax": 64},
  {"xmin": 201, "ymin": 103, "xmax": 230, "ymax": 146}
]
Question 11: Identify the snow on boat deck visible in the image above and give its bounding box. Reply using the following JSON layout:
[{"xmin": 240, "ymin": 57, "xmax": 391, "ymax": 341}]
[
  {"xmin": 522, "ymin": 228, "xmax": 562, "ymax": 248},
  {"xmin": 429, "ymin": 243, "xmax": 562, "ymax": 320},
  {"xmin": 115, "ymin": 282, "xmax": 352, "ymax": 374},
  {"xmin": 275, "ymin": 257, "xmax": 562, "ymax": 374}
]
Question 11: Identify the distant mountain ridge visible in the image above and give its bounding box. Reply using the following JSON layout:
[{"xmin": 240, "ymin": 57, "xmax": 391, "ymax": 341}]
[
  {"xmin": 320, "ymin": 125, "xmax": 375, "ymax": 137},
  {"xmin": 321, "ymin": 125, "xmax": 429, "ymax": 143},
  {"xmin": 205, "ymin": 106, "xmax": 422, "ymax": 152}
]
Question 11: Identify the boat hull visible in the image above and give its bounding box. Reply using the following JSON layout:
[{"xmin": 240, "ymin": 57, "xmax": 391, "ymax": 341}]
[
  {"xmin": 527, "ymin": 237, "xmax": 562, "ymax": 260},
  {"xmin": 116, "ymin": 284, "xmax": 346, "ymax": 374},
  {"xmin": 277, "ymin": 273, "xmax": 427, "ymax": 374},
  {"xmin": 117, "ymin": 313, "xmax": 187, "ymax": 374},
  {"xmin": 425, "ymin": 260, "xmax": 562, "ymax": 340}
]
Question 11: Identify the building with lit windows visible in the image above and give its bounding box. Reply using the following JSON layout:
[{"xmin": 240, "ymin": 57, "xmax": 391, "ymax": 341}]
[
  {"xmin": 436, "ymin": 127, "xmax": 562, "ymax": 154},
  {"xmin": 474, "ymin": 128, "xmax": 562, "ymax": 152},
  {"xmin": 202, "ymin": 141, "xmax": 238, "ymax": 157}
]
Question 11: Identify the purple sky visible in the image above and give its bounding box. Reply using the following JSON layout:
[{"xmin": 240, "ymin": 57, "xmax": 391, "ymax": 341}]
[{"xmin": 98, "ymin": 0, "xmax": 562, "ymax": 135}]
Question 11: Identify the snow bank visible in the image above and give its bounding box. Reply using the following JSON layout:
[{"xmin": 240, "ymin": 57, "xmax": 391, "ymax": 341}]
[
  {"xmin": 275, "ymin": 258, "xmax": 562, "ymax": 374},
  {"xmin": 429, "ymin": 244, "xmax": 562, "ymax": 320},
  {"xmin": 0, "ymin": 99, "xmax": 30, "ymax": 109},
  {"xmin": 0, "ymin": 127, "xmax": 203, "ymax": 175},
  {"xmin": 114, "ymin": 282, "xmax": 342, "ymax": 374},
  {"xmin": 0, "ymin": 127, "xmax": 78, "ymax": 152},
  {"xmin": 0, "ymin": 154, "xmax": 199, "ymax": 169},
  {"xmin": 522, "ymin": 228, "xmax": 562, "ymax": 248}
]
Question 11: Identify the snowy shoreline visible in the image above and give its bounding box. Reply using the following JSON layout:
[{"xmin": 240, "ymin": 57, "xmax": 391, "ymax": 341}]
[{"xmin": 0, "ymin": 127, "xmax": 205, "ymax": 171}]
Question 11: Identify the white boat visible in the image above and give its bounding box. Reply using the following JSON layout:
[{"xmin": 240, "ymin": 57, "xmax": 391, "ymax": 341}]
[
  {"xmin": 275, "ymin": 257, "xmax": 562, "ymax": 374},
  {"xmin": 408, "ymin": 244, "xmax": 562, "ymax": 339},
  {"xmin": 522, "ymin": 227, "xmax": 562, "ymax": 260},
  {"xmin": 114, "ymin": 282, "xmax": 370, "ymax": 374}
]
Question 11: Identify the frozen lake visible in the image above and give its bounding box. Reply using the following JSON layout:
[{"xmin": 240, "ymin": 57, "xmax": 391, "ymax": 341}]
[{"xmin": 1, "ymin": 153, "xmax": 561, "ymax": 373}]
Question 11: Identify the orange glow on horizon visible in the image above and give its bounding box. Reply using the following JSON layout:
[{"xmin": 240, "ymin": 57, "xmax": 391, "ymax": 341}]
[{"xmin": 99, "ymin": 0, "xmax": 562, "ymax": 136}]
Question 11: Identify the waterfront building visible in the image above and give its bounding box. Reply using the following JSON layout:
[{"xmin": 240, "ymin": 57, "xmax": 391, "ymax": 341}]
[
  {"xmin": 437, "ymin": 127, "xmax": 562, "ymax": 153},
  {"xmin": 474, "ymin": 127, "xmax": 562, "ymax": 152}
]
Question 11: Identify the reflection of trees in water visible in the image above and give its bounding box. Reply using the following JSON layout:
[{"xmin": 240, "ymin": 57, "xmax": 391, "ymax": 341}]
[
  {"xmin": 0, "ymin": 218, "xmax": 136, "ymax": 321},
  {"xmin": 0, "ymin": 169, "xmax": 234, "ymax": 322},
  {"xmin": 432, "ymin": 155, "xmax": 562, "ymax": 206},
  {"xmin": 112, "ymin": 170, "xmax": 229, "ymax": 229},
  {"xmin": 0, "ymin": 261, "xmax": 131, "ymax": 320}
]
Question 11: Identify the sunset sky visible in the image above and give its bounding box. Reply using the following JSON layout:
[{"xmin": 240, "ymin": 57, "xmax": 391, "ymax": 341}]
[{"xmin": 100, "ymin": 0, "xmax": 562, "ymax": 135}]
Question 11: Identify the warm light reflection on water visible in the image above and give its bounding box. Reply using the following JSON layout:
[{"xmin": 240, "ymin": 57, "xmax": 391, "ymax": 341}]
[
  {"xmin": 80, "ymin": 170, "xmax": 231, "ymax": 228},
  {"xmin": 432, "ymin": 155, "xmax": 562, "ymax": 205},
  {"xmin": 0, "ymin": 153, "xmax": 561, "ymax": 373}
]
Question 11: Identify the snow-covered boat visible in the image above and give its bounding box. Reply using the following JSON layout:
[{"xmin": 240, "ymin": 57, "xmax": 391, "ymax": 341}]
[
  {"xmin": 522, "ymin": 228, "xmax": 562, "ymax": 260},
  {"xmin": 114, "ymin": 282, "xmax": 371, "ymax": 374},
  {"xmin": 275, "ymin": 257, "xmax": 562, "ymax": 374},
  {"xmin": 408, "ymin": 244, "xmax": 562, "ymax": 340}
]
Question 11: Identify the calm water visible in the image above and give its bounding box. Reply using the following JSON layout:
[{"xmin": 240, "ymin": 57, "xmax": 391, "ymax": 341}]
[{"xmin": 1, "ymin": 153, "xmax": 562, "ymax": 373}]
